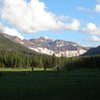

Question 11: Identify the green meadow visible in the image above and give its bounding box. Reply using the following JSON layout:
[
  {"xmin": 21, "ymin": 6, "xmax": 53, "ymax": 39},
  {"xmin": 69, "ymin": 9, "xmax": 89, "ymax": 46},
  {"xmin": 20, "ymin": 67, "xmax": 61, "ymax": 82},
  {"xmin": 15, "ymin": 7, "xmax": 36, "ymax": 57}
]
[
  {"xmin": 0, "ymin": 68, "xmax": 53, "ymax": 72},
  {"xmin": 0, "ymin": 69, "xmax": 100, "ymax": 100}
]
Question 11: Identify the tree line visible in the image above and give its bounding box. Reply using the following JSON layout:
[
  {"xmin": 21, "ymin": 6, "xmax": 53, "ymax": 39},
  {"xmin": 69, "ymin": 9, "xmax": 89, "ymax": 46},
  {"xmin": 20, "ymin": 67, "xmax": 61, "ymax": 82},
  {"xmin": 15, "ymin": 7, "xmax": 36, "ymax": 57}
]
[
  {"xmin": 63, "ymin": 55, "xmax": 100, "ymax": 71},
  {"xmin": 0, "ymin": 49, "xmax": 100, "ymax": 70},
  {"xmin": 0, "ymin": 50, "xmax": 65, "ymax": 69}
]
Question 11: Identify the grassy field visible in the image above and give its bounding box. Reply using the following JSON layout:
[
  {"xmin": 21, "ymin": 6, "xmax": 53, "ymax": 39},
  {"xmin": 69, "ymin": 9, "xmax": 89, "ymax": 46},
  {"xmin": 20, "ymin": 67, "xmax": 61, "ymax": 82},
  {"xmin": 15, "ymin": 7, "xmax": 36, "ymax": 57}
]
[
  {"xmin": 0, "ymin": 69, "xmax": 100, "ymax": 100},
  {"xmin": 0, "ymin": 68, "xmax": 53, "ymax": 71}
]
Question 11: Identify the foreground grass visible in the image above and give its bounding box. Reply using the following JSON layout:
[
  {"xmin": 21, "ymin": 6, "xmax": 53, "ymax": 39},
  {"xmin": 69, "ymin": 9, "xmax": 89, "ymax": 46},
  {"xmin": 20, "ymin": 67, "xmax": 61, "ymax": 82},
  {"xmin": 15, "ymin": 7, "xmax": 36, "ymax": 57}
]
[
  {"xmin": 0, "ymin": 67, "xmax": 53, "ymax": 71},
  {"xmin": 0, "ymin": 69, "xmax": 100, "ymax": 100}
]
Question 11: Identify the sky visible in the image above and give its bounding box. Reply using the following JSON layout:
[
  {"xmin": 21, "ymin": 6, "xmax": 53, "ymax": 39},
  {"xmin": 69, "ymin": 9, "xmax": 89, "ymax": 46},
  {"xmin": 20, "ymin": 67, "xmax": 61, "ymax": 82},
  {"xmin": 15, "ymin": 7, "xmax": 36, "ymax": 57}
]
[{"xmin": 0, "ymin": 0, "xmax": 100, "ymax": 47}]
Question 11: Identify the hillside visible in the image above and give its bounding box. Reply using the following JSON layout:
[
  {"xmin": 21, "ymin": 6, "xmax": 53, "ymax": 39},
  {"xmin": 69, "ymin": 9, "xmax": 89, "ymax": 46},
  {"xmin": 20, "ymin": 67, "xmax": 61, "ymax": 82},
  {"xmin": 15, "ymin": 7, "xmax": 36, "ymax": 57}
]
[
  {"xmin": 0, "ymin": 33, "xmax": 34, "ymax": 54},
  {"xmin": 83, "ymin": 45, "xmax": 100, "ymax": 56},
  {"xmin": 25, "ymin": 37, "xmax": 88, "ymax": 57},
  {"xmin": 5, "ymin": 35, "xmax": 88, "ymax": 57},
  {"xmin": 0, "ymin": 32, "xmax": 89, "ymax": 57}
]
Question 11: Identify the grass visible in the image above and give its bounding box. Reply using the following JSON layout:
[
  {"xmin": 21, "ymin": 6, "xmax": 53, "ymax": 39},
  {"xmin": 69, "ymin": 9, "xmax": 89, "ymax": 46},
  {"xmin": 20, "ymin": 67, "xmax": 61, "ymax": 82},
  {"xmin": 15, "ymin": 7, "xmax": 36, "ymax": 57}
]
[
  {"xmin": 0, "ymin": 67, "xmax": 53, "ymax": 71},
  {"xmin": 0, "ymin": 69, "xmax": 100, "ymax": 100}
]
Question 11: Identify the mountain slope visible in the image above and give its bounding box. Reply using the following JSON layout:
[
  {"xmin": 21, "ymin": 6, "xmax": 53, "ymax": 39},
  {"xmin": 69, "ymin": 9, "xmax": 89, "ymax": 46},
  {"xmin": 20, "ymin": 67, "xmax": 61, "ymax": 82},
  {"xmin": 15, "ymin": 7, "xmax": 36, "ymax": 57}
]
[
  {"xmin": 0, "ymin": 33, "xmax": 34, "ymax": 54},
  {"xmin": 83, "ymin": 45, "xmax": 100, "ymax": 56},
  {"xmin": 21, "ymin": 37, "xmax": 89, "ymax": 57},
  {"xmin": 0, "ymin": 32, "xmax": 89, "ymax": 57}
]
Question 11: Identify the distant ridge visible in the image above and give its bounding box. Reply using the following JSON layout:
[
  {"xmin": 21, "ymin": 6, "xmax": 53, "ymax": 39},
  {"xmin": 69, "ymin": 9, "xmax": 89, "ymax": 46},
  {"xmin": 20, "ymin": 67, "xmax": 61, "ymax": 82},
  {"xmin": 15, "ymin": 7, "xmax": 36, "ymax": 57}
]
[
  {"xmin": 83, "ymin": 45, "xmax": 100, "ymax": 56},
  {"xmin": 0, "ymin": 32, "xmax": 34, "ymax": 54},
  {"xmin": 0, "ymin": 32, "xmax": 89, "ymax": 57}
]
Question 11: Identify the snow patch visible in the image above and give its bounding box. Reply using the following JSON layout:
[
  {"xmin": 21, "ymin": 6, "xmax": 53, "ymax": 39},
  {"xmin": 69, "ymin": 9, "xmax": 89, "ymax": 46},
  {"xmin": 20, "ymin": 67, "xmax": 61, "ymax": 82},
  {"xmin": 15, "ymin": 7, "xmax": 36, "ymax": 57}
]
[{"xmin": 29, "ymin": 47, "xmax": 86, "ymax": 57}]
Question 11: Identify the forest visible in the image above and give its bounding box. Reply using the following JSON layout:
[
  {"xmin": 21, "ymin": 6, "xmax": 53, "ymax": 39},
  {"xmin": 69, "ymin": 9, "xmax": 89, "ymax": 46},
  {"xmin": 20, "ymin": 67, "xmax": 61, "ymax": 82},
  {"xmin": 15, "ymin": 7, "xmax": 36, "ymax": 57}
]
[{"xmin": 0, "ymin": 50, "xmax": 100, "ymax": 70}]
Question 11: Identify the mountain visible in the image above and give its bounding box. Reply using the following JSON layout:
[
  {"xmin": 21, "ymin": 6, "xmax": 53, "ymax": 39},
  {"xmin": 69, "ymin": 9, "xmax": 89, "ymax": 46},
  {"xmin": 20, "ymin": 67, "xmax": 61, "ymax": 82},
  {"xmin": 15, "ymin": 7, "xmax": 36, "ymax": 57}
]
[
  {"xmin": 83, "ymin": 45, "xmax": 100, "ymax": 56},
  {"xmin": 0, "ymin": 32, "xmax": 89, "ymax": 57},
  {"xmin": 16, "ymin": 36, "xmax": 89, "ymax": 57},
  {"xmin": 0, "ymin": 32, "xmax": 34, "ymax": 54}
]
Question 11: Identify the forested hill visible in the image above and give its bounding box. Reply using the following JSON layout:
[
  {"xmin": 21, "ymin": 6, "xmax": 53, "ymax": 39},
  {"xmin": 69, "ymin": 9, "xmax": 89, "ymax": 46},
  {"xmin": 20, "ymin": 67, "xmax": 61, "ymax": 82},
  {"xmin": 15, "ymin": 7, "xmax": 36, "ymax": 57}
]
[
  {"xmin": 83, "ymin": 45, "xmax": 100, "ymax": 56},
  {"xmin": 0, "ymin": 33, "xmax": 35, "ymax": 54},
  {"xmin": 0, "ymin": 33, "xmax": 29, "ymax": 52}
]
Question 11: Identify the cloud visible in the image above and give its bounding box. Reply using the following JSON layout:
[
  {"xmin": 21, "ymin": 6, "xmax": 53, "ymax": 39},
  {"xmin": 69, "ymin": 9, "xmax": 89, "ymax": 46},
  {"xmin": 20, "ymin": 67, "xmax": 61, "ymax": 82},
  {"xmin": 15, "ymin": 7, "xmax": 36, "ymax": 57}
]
[
  {"xmin": 0, "ymin": 23, "xmax": 24, "ymax": 39},
  {"xmin": 82, "ymin": 22, "xmax": 100, "ymax": 36},
  {"xmin": 65, "ymin": 19, "xmax": 80, "ymax": 30},
  {"xmin": 96, "ymin": 0, "xmax": 100, "ymax": 4},
  {"xmin": 82, "ymin": 22, "xmax": 100, "ymax": 42},
  {"xmin": 4, "ymin": 27, "xmax": 24, "ymax": 39},
  {"xmin": 1, "ymin": 0, "xmax": 80, "ymax": 33},
  {"xmin": 76, "ymin": 6, "xmax": 92, "ymax": 13},
  {"xmin": 87, "ymin": 35, "xmax": 100, "ymax": 42},
  {"xmin": 76, "ymin": 6, "xmax": 87, "ymax": 11},
  {"xmin": 56, "ymin": 16, "xmax": 69, "ymax": 21},
  {"xmin": 77, "ymin": 4, "xmax": 100, "ymax": 13},
  {"xmin": 95, "ymin": 4, "xmax": 100, "ymax": 12}
]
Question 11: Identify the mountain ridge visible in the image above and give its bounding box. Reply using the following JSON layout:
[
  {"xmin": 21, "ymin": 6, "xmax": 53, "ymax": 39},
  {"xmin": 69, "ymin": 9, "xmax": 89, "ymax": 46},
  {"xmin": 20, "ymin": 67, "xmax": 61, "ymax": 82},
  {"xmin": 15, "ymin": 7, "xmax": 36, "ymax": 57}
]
[
  {"xmin": 0, "ymin": 32, "xmax": 35, "ymax": 55},
  {"xmin": 10, "ymin": 36, "xmax": 89, "ymax": 57},
  {"xmin": 83, "ymin": 45, "xmax": 100, "ymax": 56},
  {"xmin": 0, "ymin": 32, "xmax": 90, "ymax": 57}
]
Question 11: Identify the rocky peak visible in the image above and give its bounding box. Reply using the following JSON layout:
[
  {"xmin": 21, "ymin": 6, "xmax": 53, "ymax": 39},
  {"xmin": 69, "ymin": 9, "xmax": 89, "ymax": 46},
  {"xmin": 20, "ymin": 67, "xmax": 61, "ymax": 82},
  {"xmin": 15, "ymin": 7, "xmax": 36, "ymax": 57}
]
[{"xmin": 1, "ymin": 32, "xmax": 90, "ymax": 57}]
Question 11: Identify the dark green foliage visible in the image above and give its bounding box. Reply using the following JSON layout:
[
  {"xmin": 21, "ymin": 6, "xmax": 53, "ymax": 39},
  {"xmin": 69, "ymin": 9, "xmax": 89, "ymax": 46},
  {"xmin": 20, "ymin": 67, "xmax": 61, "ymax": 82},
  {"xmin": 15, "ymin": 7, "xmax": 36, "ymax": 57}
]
[{"xmin": 63, "ymin": 55, "xmax": 100, "ymax": 70}]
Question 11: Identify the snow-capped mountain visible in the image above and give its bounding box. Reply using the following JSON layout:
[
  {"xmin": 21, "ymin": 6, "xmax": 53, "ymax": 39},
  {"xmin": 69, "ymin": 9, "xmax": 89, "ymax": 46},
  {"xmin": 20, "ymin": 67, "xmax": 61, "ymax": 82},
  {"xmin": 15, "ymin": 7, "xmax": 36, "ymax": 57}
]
[
  {"xmin": 1, "ymin": 32, "xmax": 89, "ymax": 57},
  {"xmin": 16, "ymin": 36, "xmax": 89, "ymax": 57}
]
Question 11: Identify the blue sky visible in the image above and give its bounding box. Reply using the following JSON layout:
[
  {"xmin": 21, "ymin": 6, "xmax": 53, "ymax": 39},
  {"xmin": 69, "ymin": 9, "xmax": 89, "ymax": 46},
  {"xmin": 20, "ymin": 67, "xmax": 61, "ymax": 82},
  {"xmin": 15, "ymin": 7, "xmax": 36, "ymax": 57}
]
[{"xmin": 0, "ymin": 0, "xmax": 100, "ymax": 47}]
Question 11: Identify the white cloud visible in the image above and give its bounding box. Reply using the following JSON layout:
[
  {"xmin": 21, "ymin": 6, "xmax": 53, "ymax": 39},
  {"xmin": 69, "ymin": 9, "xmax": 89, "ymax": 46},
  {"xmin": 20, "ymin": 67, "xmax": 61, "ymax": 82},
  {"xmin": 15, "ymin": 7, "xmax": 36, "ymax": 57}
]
[
  {"xmin": 4, "ymin": 27, "xmax": 24, "ymax": 39},
  {"xmin": 88, "ymin": 35, "xmax": 100, "ymax": 42},
  {"xmin": 0, "ymin": 23, "xmax": 24, "ymax": 39},
  {"xmin": 81, "ymin": 22, "xmax": 100, "ymax": 43},
  {"xmin": 82, "ymin": 22, "xmax": 100, "ymax": 35},
  {"xmin": 1, "ymin": 0, "xmax": 80, "ymax": 33},
  {"xmin": 77, "ymin": 6, "xmax": 87, "ymax": 11},
  {"xmin": 95, "ymin": 4, "xmax": 100, "ymax": 12},
  {"xmin": 56, "ymin": 16, "xmax": 69, "ymax": 21},
  {"xmin": 76, "ymin": 6, "xmax": 92, "ymax": 13},
  {"xmin": 65, "ymin": 19, "xmax": 80, "ymax": 30},
  {"xmin": 77, "ymin": 4, "xmax": 100, "ymax": 13}
]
